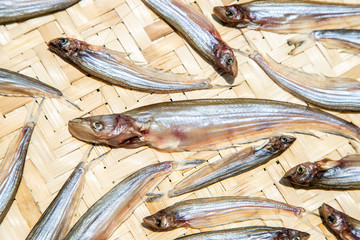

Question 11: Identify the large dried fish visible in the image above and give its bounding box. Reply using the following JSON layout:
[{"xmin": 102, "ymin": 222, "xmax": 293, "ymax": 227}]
[
  {"xmin": 142, "ymin": 0, "xmax": 238, "ymax": 77},
  {"xmin": 0, "ymin": 99, "xmax": 44, "ymax": 223},
  {"xmin": 68, "ymin": 98, "xmax": 360, "ymax": 152},
  {"xmin": 48, "ymin": 38, "xmax": 214, "ymax": 93},
  {"xmin": 283, "ymin": 154, "xmax": 360, "ymax": 190},
  {"xmin": 320, "ymin": 203, "xmax": 360, "ymax": 240},
  {"xmin": 63, "ymin": 160, "xmax": 199, "ymax": 240},
  {"xmin": 25, "ymin": 148, "xmax": 105, "ymax": 240},
  {"xmin": 213, "ymin": 0, "xmax": 360, "ymax": 34},
  {"xmin": 0, "ymin": 0, "xmax": 80, "ymax": 24},
  {"xmin": 169, "ymin": 135, "xmax": 295, "ymax": 197},
  {"xmin": 0, "ymin": 68, "xmax": 80, "ymax": 110},
  {"xmin": 143, "ymin": 196, "xmax": 305, "ymax": 230},
  {"xmin": 288, "ymin": 29, "xmax": 360, "ymax": 55},
  {"xmin": 174, "ymin": 226, "xmax": 310, "ymax": 240},
  {"xmin": 247, "ymin": 52, "xmax": 360, "ymax": 112}
]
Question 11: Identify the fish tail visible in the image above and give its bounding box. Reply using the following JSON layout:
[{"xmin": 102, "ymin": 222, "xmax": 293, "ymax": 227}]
[
  {"xmin": 173, "ymin": 159, "xmax": 205, "ymax": 170},
  {"xmin": 84, "ymin": 148, "xmax": 111, "ymax": 171},
  {"xmin": 58, "ymin": 95, "xmax": 82, "ymax": 111},
  {"xmin": 25, "ymin": 98, "xmax": 45, "ymax": 127},
  {"xmin": 145, "ymin": 191, "xmax": 170, "ymax": 203},
  {"xmin": 287, "ymin": 35, "xmax": 314, "ymax": 56},
  {"xmin": 210, "ymin": 82, "xmax": 244, "ymax": 89}
]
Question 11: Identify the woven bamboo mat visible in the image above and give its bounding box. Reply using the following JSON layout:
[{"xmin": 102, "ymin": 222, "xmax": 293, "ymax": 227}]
[{"xmin": 1, "ymin": 0, "xmax": 360, "ymax": 239}]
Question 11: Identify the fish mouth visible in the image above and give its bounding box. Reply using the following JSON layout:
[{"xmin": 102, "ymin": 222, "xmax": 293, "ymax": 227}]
[
  {"xmin": 68, "ymin": 118, "xmax": 97, "ymax": 144},
  {"xmin": 213, "ymin": 6, "xmax": 228, "ymax": 23},
  {"xmin": 319, "ymin": 203, "xmax": 332, "ymax": 219}
]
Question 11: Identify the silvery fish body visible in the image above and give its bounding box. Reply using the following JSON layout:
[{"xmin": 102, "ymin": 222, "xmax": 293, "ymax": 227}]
[
  {"xmin": 142, "ymin": 0, "xmax": 238, "ymax": 77},
  {"xmin": 174, "ymin": 226, "xmax": 310, "ymax": 240},
  {"xmin": 64, "ymin": 161, "xmax": 176, "ymax": 240},
  {"xmin": 143, "ymin": 196, "xmax": 304, "ymax": 231},
  {"xmin": 0, "ymin": 0, "xmax": 80, "ymax": 24},
  {"xmin": 26, "ymin": 162, "xmax": 87, "ymax": 240},
  {"xmin": 169, "ymin": 135, "xmax": 295, "ymax": 197},
  {"xmin": 250, "ymin": 52, "xmax": 360, "ymax": 112},
  {"xmin": 283, "ymin": 154, "xmax": 360, "ymax": 190},
  {"xmin": 214, "ymin": 0, "xmax": 360, "ymax": 34},
  {"xmin": 68, "ymin": 98, "xmax": 360, "ymax": 152}
]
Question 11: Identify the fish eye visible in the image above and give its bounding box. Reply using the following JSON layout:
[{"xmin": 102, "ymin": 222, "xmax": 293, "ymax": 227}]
[
  {"xmin": 225, "ymin": 10, "xmax": 234, "ymax": 18},
  {"xmin": 91, "ymin": 121, "xmax": 103, "ymax": 132},
  {"xmin": 59, "ymin": 38, "xmax": 68, "ymax": 45},
  {"xmin": 226, "ymin": 57, "xmax": 234, "ymax": 65},
  {"xmin": 297, "ymin": 166, "xmax": 305, "ymax": 174},
  {"xmin": 293, "ymin": 237, "xmax": 301, "ymax": 240},
  {"xmin": 281, "ymin": 137, "xmax": 290, "ymax": 143},
  {"xmin": 328, "ymin": 214, "xmax": 336, "ymax": 224}
]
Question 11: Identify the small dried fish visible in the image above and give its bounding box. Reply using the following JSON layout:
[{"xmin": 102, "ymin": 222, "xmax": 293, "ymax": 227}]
[
  {"xmin": 169, "ymin": 135, "xmax": 295, "ymax": 197},
  {"xmin": 288, "ymin": 29, "xmax": 360, "ymax": 55},
  {"xmin": 283, "ymin": 154, "xmax": 360, "ymax": 190},
  {"xmin": 213, "ymin": 0, "xmax": 360, "ymax": 34},
  {"xmin": 63, "ymin": 160, "xmax": 200, "ymax": 240},
  {"xmin": 68, "ymin": 98, "xmax": 360, "ymax": 152},
  {"xmin": 25, "ymin": 148, "xmax": 106, "ymax": 240},
  {"xmin": 0, "ymin": 68, "xmax": 80, "ymax": 110},
  {"xmin": 248, "ymin": 51, "xmax": 360, "ymax": 112},
  {"xmin": 142, "ymin": 0, "xmax": 238, "ymax": 77},
  {"xmin": 0, "ymin": 99, "xmax": 44, "ymax": 223},
  {"xmin": 143, "ymin": 196, "xmax": 305, "ymax": 230},
  {"xmin": 48, "ymin": 38, "xmax": 214, "ymax": 93},
  {"xmin": 320, "ymin": 203, "xmax": 360, "ymax": 240},
  {"xmin": 0, "ymin": 0, "xmax": 80, "ymax": 24},
  {"xmin": 174, "ymin": 226, "xmax": 310, "ymax": 240}
]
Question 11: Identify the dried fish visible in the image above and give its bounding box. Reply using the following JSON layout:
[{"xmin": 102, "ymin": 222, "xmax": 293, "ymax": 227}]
[
  {"xmin": 0, "ymin": 0, "xmax": 80, "ymax": 24},
  {"xmin": 174, "ymin": 226, "xmax": 310, "ymax": 240},
  {"xmin": 63, "ymin": 160, "xmax": 199, "ymax": 240},
  {"xmin": 0, "ymin": 99, "xmax": 44, "ymax": 223},
  {"xmin": 0, "ymin": 68, "xmax": 81, "ymax": 110},
  {"xmin": 142, "ymin": 0, "xmax": 238, "ymax": 77},
  {"xmin": 143, "ymin": 196, "xmax": 305, "ymax": 230},
  {"xmin": 213, "ymin": 0, "xmax": 360, "ymax": 34},
  {"xmin": 25, "ymin": 148, "xmax": 106, "ymax": 240},
  {"xmin": 288, "ymin": 29, "xmax": 360, "ymax": 55},
  {"xmin": 169, "ymin": 135, "xmax": 295, "ymax": 197},
  {"xmin": 48, "ymin": 38, "xmax": 214, "ymax": 93},
  {"xmin": 320, "ymin": 203, "xmax": 360, "ymax": 240},
  {"xmin": 68, "ymin": 98, "xmax": 360, "ymax": 152},
  {"xmin": 247, "ymin": 51, "xmax": 360, "ymax": 112},
  {"xmin": 283, "ymin": 154, "xmax": 360, "ymax": 190}
]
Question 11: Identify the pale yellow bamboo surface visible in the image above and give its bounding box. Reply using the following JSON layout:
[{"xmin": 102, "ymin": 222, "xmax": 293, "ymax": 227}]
[{"xmin": 0, "ymin": 0, "xmax": 360, "ymax": 239}]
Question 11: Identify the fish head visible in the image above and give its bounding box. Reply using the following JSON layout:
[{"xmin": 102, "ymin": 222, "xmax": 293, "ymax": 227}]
[
  {"xmin": 215, "ymin": 44, "xmax": 238, "ymax": 77},
  {"xmin": 264, "ymin": 135, "xmax": 296, "ymax": 155},
  {"xmin": 68, "ymin": 114, "xmax": 142, "ymax": 147},
  {"xmin": 213, "ymin": 5, "xmax": 247, "ymax": 26},
  {"xmin": 143, "ymin": 211, "xmax": 181, "ymax": 231},
  {"xmin": 282, "ymin": 162, "xmax": 317, "ymax": 187},
  {"xmin": 276, "ymin": 229, "xmax": 310, "ymax": 240},
  {"xmin": 48, "ymin": 37, "xmax": 87, "ymax": 59},
  {"xmin": 319, "ymin": 204, "xmax": 351, "ymax": 238}
]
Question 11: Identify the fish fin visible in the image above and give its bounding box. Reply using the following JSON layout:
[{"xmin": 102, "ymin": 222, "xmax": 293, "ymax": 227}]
[
  {"xmin": 85, "ymin": 148, "xmax": 111, "ymax": 171},
  {"xmin": 25, "ymin": 98, "xmax": 45, "ymax": 127},
  {"xmin": 210, "ymin": 82, "xmax": 243, "ymax": 89},
  {"xmin": 145, "ymin": 191, "xmax": 169, "ymax": 203},
  {"xmin": 291, "ymin": 130, "xmax": 320, "ymax": 139},
  {"xmin": 58, "ymin": 95, "xmax": 82, "ymax": 111},
  {"xmin": 299, "ymin": 209, "xmax": 331, "ymax": 238},
  {"xmin": 287, "ymin": 35, "xmax": 315, "ymax": 56},
  {"xmin": 253, "ymin": 139, "xmax": 270, "ymax": 151},
  {"xmin": 174, "ymin": 159, "xmax": 205, "ymax": 170}
]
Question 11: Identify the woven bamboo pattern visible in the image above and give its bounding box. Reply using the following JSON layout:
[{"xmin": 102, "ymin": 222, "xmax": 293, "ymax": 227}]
[{"xmin": 0, "ymin": 0, "xmax": 360, "ymax": 239}]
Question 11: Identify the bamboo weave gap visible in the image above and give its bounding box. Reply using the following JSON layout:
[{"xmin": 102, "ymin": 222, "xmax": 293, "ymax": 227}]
[{"xmin": 0, "ymin": 0, "xmax": 359, "ymax": 239}]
